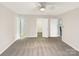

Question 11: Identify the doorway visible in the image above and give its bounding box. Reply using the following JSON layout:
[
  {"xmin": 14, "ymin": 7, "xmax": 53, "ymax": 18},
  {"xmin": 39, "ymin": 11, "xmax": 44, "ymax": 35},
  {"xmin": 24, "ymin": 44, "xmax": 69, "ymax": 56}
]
[
  {"xmin": 36, "ymin": 18, "xmax": 48, "ymax": 38},
  {"xmin": 36, "ymin": 18, "xmax": 42, "ymax": 37}
]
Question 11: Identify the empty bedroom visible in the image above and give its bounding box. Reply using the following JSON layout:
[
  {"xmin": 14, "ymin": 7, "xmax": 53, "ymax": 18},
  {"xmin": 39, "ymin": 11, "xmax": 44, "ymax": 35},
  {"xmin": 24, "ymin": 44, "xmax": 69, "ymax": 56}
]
[{"xmin": 0, "ymin": 2, "xmax": 79, "ymax": 56}]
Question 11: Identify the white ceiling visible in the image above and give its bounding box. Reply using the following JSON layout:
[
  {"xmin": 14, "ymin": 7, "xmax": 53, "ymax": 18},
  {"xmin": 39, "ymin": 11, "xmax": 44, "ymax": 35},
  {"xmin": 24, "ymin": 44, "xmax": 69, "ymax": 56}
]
[{"xmin": 1, "ymin": 2, "xmax": 79, "ymax": 15}]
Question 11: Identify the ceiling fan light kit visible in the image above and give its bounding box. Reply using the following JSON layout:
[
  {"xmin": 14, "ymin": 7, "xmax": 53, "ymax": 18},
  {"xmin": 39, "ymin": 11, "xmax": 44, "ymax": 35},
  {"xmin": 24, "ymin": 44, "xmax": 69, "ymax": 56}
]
[
  {"xmin": 40, "ymin": 7, "xmax": 45, "ymax": 11},
  {"xmin": 39, "ymin": 2, "xmax": 46, "ymax": 12}
]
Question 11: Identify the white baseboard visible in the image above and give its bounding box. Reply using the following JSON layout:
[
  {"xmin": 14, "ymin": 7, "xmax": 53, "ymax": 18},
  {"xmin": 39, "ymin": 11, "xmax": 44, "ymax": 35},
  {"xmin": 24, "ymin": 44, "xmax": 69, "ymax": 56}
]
[
  {"xmin": 62, "ymin": 39, "xmax": 79, "ymax": 52},
  {"xmin": 21, "ymin": 36, "xmax": 37, "ymax": 39},
  {"xmin": 0, "ymin": 39, "xmax": 16, "ymax": 55},
  {"xmin": 50, "ymin": 35, "xmax": 60, "ymax": 37}
]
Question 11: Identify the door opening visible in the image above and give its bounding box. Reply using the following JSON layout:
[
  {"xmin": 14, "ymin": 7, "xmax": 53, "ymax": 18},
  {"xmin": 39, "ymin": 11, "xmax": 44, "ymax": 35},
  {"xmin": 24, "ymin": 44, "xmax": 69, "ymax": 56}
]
[
  {"xmin": 36, "ymin": 18, "xmax": 43, "ymax": 38},
  {"xmin": 36, "ymin": 18, "xmax": 48, "ymax": 38}
]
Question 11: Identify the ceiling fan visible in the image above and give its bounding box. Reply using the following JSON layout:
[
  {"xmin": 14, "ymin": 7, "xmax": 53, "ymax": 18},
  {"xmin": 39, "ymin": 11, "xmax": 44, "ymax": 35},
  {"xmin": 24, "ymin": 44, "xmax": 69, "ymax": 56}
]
[
  {"xmin": 37, "ymin": 2, "xmax": 55, "ymax": 12},
  {"xmin": 39, "ymin": 2, "xmax": 46, "ymax": 11}
]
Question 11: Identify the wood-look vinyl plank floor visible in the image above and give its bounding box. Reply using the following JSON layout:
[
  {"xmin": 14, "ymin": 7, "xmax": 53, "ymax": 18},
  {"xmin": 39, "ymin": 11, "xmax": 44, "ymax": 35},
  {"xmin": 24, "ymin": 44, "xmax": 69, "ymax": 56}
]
[{"xmin": 1, "ymin": 37, "xmax": 79, "ymax": 56}]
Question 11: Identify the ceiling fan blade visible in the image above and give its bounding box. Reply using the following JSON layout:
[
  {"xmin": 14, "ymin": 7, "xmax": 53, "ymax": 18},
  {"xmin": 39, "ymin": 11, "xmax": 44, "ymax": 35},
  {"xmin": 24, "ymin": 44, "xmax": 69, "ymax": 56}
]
[{"xmin": 39, "ymin": 2, "xmax": 47, "ymax": 8}]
